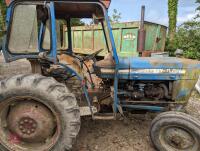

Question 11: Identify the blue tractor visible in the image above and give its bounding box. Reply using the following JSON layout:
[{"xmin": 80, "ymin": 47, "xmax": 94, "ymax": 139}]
[{"xmin": 1, "ymin": 0, "xmax": 200, "ymax": 150}]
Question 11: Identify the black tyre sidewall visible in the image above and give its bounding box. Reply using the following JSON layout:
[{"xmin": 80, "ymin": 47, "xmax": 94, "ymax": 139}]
[
  {"xmin": 150, "ymin": 112, "xmax": 200, "ymax": 151},
  {"xmin": 0, "ymin": 75, "xmax": 80, "ymax": 151}
]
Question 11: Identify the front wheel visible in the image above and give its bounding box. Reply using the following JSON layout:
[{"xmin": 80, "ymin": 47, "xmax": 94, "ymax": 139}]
[
  {"xmin": 150, "ymin": 111, "xmax": 200, "ymax": 151},
  {"xmin": 0, "ymin": 74, "xmax": 80, "ymax": 151}
]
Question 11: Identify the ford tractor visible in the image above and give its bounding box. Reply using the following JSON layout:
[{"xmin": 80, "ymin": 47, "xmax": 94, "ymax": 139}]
[{"xmin": 0, "ymin": 0, "xmax": 200, "ymax": 151}]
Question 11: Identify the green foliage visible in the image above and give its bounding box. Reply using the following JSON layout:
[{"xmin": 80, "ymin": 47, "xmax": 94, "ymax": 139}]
[
  {"xmin": 196, "ymin": 0, "xmax": 200, "ymax": 10},
  {"xmin": 166, "ymin": 0, "xmax": 200, "ymax": 59},
  {"xmin": 0, "ymin": 1, "xmax": 6, "ymax": 37},
  {"xmin": 195, "ymin": 0, "xmax": 200, "ymax": 18},
  {"xmin": 71, "ymin": 18, "xmax": 85, "ymax": 26},
  {"xmin": 165, "ymin": 37, "xmax": 177, "ymax": 56},
  {"xmin": 166, "ymin": 21, "xmax": 200, "ymax": 59},
  {"xmin": 168, "ymin": 0, "xmax": 178, "ymax": 42},
  {"xmin": 109, "ymin": 9, "xmax": 122, "ymax": 23}
]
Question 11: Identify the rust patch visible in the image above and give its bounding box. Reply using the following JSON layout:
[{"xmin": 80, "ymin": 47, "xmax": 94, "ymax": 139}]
[
  {"xmin": 59, "ymin": 54, "xmax": 102, "ymax": 87},
  {"xmin": 8, "ymin": 133, "xmax": 21, "ymax": 144}
]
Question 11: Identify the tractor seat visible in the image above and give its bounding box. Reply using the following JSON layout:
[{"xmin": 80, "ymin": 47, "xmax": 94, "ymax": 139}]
[{"xmin": 95, "ymin": 53, "xmax": 115, "ymax": 69}]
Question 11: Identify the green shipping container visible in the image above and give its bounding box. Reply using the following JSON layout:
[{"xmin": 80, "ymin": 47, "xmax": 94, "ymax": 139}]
[{"xmin": 63, "ymin": 21, "xmax": 167, "ymax": 57}]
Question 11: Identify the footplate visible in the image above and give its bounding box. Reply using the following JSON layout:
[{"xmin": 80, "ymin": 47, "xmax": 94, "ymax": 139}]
[{"xmin": 80, "ymin": 106, "xmax": 98, "ymax": 116}]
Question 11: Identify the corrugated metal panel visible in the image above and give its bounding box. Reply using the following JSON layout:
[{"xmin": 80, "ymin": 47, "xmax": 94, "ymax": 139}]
[
  {"xmin": 63, "ymin": 21, "xmax": 167, "ymax": 57},
  {"xmin": 144, "ymin": 22, "xmax": 167, "ymax": 52},
  {"xmin": 120, "ymin": 28, "xmax": 138, "ymax": 56}
]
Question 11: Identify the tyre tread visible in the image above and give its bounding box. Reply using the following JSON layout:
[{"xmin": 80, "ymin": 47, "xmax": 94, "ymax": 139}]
[{"xmin": 0, "ymin": 74, "xmax": 80, "ymax": 151}]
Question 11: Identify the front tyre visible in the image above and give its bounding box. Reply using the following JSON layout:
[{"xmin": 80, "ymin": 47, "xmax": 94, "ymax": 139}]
[
  {"xmin": 150, "ymin": 111, "xmax": 200, "ymax": 151},
  {"xmin": 0, "ymin": 74, "xmax": 80, "ymax": 151}
]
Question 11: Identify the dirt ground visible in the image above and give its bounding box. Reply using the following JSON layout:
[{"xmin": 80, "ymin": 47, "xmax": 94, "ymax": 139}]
[
  {"xmin": 73, "ymin": 116, "xmax": 155, "ymax": 151},
  {"xmin": 0, "ymin": 55, "xmax": 155, "ymax": 151}
]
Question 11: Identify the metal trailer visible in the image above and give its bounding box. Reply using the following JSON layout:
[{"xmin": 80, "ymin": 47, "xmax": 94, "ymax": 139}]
[
  {"xmin": 63, "ymin": 21, "xmax": 167, "ymax": 57},
  {"xmin": 0, "ymin": 0, "xmax": 200, "ymax": 151},
  {"xmin": 62, "ymin": 7, "xmax": 167, "ymax": 57}
]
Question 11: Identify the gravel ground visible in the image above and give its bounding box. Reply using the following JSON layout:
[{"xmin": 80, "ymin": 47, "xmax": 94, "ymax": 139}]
[
  {"xmin": 0, "ymin": 55, "xmax": 156, "ymax": 151},
  {"xmin": 73, "ymin": 115, "xmax": 155, "ymax": 151}
]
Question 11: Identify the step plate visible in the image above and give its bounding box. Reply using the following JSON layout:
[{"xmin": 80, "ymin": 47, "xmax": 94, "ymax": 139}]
[{"xmin": 80, "ymin": 106, "xmax": 98, "ymax": 116}]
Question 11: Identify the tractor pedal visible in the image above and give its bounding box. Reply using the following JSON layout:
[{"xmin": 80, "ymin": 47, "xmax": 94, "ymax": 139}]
[{"xmin": 80, "ymin": 106, "xmax": 97, "ymax": 116}]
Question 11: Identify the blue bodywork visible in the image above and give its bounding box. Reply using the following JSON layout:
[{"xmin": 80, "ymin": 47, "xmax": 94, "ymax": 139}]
[
  {"xmin": 3, "ymin": 0, "xmax": 200, "ymax": 115},
  {"xmin": 95, "ymin": 57, "xmax": 200, "ymax": 80},
  {"xmin": 94, "ymin": 56, "xmax": 200, "ymax": 108}
]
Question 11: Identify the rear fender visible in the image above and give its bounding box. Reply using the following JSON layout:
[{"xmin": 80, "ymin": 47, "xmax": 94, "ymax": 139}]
[
  {"xmin": 195, "ymin": 76, "xmax": 200, "ymax": 94},
  {"xmin": 185, "ymin": 76, "xmax": 200, "ymax": 120}
]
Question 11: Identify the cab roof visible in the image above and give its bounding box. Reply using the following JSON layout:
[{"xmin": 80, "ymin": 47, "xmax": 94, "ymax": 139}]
[
  {"xmin": 6, "ymin": 0, "xmax": 111, "ymax": 9},
  {"xmin": 7, "ymin": 0, "xmax": 111, "ymax": 18},
  {"xmin": 54, "ymin": 1, "xmax": 105, "ymax": 18}
]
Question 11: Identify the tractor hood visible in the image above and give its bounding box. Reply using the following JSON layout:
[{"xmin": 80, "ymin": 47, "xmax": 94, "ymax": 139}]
[
  {"xmin": 94, "ymin": 56, "xmax": 200, "ymax": 80},
  {"xmin": 119, "ymin": 57, "xmax": 200, "ymax": 70}
]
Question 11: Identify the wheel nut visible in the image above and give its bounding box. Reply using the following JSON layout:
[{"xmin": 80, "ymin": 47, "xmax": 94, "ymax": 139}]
[
  {"xmin": 33, "ymin": 124, "xmax": 37, "ymax": 128},
  {"xmin": 19, "ymin": 125, "xmax": 23, "ymax": 130},
  {"xmin": 20, "ymin": 121, "xmax": 24, "ymax": 125},
  {"xmin": 22, "ymin": 129, "xmax": 26, "ymax": 133}
]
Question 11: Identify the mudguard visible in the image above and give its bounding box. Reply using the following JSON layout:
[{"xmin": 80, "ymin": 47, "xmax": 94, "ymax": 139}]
[{"xmin": 195, "ymin": 76, "xmax": 200, "ymax": 94}]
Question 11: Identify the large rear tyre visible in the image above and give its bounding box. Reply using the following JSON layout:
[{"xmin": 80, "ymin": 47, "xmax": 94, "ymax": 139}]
[
  {"xmin": 0, "ymin": 74, "xmax": 80, "ymax": 151},
  {"xmin": 150, "ymin": 111, "xmax": 200, "ymax": 151}
]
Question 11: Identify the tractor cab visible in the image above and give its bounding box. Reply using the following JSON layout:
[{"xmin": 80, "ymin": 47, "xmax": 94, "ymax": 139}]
[
  {"xmin": 3, "ymin": 0, "xmax": 200, "ymax": 105},
  {"xmin": 3, "ymin": 0, "xmax": 114, "ymax": 62},
  {"xmin": 3, "ymin": 0, "xmax": 120, "ymax": 81}
]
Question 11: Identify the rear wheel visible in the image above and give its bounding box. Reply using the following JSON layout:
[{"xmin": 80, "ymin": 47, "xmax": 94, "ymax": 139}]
[
  {"xmin": 0, "ymin": 74, "xmax": 80, "ymax": 151},
  {"xmin": 150, "ymin": 111, "xmax": 200, "ymax": 151}
]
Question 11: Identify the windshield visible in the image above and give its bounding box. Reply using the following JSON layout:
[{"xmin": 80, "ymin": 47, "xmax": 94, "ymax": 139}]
[
  {"xmin": 54, "ymin": 2, "xmax": 113, "ymax": 54},
  {"xmin": 7, "ymin": 2, "xmax": 115, "ymax": 57},
  {"xmin": 8, "ymin": 4, "xmax": 50, "ymax": 54}
]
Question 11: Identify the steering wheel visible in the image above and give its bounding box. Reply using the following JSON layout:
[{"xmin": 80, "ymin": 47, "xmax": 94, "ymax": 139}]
[{"xmin": 82, "ymin": 49, "xmax": 104, "ymax": 62}]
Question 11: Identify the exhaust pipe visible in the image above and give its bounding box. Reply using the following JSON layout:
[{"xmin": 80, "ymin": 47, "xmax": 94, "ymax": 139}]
[{"xmin": 138, "ymin": 6, "xmax": 146, "ymax": 55}]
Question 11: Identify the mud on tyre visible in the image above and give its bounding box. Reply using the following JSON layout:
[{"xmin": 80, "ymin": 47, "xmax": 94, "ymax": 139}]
[
  {"xmin": 150, "ymin": 111, "xmax": 200, "ymax": 151},
  {"xmin": 0, "ymin": 74, "xmax": 80, "ymax": 151}
]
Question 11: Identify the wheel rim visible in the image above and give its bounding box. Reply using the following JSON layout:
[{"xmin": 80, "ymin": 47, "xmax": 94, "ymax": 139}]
[
  {"xmin": 160, "ymin": 125, "xmax": 198, "ymax": 151},
  {"xmin": 0, "ymin": 96, "xmax": 61, "ymax": 151}
]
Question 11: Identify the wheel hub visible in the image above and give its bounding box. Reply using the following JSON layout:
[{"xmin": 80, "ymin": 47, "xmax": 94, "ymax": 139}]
[
  {"xmin": 164, "ymin": 127, "xmax": 195, "ymax": 150},
  {"xmin": 18, "ymin": 117, "xmax": 37, "ymax": 135},
  {"xmin": 7, "ymin": 101, "xmax": 56, "ymax": 143}
]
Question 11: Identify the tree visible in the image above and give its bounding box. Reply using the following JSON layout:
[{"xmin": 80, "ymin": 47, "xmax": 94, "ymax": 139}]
[
  {"xmin": 166, "ymin": 1, "xmax": 200, "ymax": 59},
  {"xmin": 71, "ymin": 18, "xmax": 85, "ymax": 26},
  {"xmin": 166, "ymin": 20, "xmax": 200, "ymax": 59},
  {"xmin": 109, "ymin": 9, "xmax": 122, "ymax": 23},
  {"xmin": 0, "ymin": 1, "xmax": 6, "ymax": 37},
  {"xmin": 195, "ymin": 0, "xmax": 200, "ymax": 19},
  {"xmin": 59, "ymin": 18, "xmax": 85, "ymax": 28},
  {"xmin": 168, "ymin": 0, "xmax": 178, "ymax": 43},
  {"xmin": 196, "ymin": 0, "xmax": 200, "ymax": 10},
  {"xmin": 177, "ymin": 21, "xmax": 200, "ymax": 59}
]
